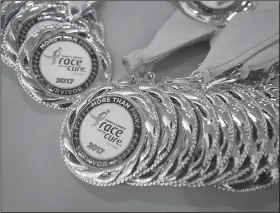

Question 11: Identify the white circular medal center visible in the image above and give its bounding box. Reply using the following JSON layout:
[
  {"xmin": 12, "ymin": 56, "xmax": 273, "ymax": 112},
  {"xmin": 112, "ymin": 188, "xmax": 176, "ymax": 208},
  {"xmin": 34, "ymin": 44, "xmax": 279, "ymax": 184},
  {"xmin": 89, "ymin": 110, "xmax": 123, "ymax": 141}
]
[
  {"xmin": 39, "ymin": 41, "xmax": 92, "ymax": 89},
  {"xmin": 80, "ymin": 103, "xmax": 134, "ymax": 160},
  {"xmin": 26, "ymin": 20, "xmax": 60, "ymax": 38},
  {"xmin": 201, "ymin": 1, "xmax": 235, "ymax": 9}
]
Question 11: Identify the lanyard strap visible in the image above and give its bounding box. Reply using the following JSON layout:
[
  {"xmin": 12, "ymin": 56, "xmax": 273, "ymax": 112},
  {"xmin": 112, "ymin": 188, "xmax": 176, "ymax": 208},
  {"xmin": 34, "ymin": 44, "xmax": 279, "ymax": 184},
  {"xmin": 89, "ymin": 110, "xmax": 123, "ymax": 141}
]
[
  {"xmin": 123, "ymin": 6, "xmax": 279, "ymax": 83},
  {"xmin": 122, "ymin": 9, "xmax": 215, "ymax": 77}
]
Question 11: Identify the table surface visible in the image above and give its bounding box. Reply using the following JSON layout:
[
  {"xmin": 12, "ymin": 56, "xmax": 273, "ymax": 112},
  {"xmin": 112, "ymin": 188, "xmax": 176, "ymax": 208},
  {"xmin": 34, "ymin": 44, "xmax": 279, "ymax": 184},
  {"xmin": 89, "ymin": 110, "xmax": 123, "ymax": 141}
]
[{"xmin": 1, "ymin": 1, "xmax": 279, "ymax": 212}]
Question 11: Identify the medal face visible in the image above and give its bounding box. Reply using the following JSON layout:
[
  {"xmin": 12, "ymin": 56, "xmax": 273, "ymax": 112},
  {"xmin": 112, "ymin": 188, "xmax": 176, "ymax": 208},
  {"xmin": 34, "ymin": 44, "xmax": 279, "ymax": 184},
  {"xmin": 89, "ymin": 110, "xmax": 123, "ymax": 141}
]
[
  {"xmin": 179, "ymin": 1, "xmax": 256, "ymax": 27},
  {"xmin": 31, "ymin": 34, "xmax": 99, "ymax": 96},
  {"xmin": 72, "ymin": 95, "xmax": 142, "ymax": 168},
  {"xmin": 17, "ymin": 23, "xmax": 112, "ymax": 110}
]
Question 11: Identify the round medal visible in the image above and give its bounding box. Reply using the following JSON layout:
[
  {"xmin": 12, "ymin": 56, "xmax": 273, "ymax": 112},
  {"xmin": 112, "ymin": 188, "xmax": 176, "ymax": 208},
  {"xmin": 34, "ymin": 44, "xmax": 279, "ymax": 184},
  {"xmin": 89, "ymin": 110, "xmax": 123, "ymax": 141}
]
[
  {"xmin": 60, "ymin": 82, "xmax": 160, "ymax": 186},
  {"xmin": 3, "ymin": 1, "xmax": 105, "ymax": 69},
  {"xmin": 17, "ymin": 23, "xmax": 111, "ymax": 110}
]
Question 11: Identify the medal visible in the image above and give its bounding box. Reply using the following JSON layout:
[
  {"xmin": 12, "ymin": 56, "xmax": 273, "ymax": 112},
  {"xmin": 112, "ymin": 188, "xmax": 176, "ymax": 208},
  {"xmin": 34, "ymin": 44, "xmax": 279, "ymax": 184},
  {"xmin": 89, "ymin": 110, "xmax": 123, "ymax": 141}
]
[
  {"xmin": 2, "ymin": 1, "xmax": 105, "ymax": 70},
  {"xmin": 179, "ymin": 1, "xmax": 256, "ymax": 27},
  {"xmin": 17, "ymin": 23, "xmax": 111, "ymax": 110},
  {"xmin": 60, "ymin": 81, "xmax": 160, "ymax": 186}
]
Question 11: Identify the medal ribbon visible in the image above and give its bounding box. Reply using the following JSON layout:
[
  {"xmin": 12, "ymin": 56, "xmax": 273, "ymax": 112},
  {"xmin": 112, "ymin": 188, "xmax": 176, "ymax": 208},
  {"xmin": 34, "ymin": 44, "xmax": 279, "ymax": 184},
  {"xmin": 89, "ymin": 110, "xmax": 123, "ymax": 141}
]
[{"xmin": 123, "ymin": 2, "xmax": 279, "ymax": 83}]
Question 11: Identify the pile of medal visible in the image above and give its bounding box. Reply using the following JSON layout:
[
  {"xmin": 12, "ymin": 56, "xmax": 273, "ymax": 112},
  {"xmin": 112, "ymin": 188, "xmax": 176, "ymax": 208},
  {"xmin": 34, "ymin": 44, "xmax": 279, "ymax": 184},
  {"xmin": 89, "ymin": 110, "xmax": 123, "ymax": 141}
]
[
  {"xmin": 1, "ymin": 1, "xmax": 279, "ymax": 192},
  {"xmin": 60, "ymin": 64, "xmax": 279, "ymax": 192}
]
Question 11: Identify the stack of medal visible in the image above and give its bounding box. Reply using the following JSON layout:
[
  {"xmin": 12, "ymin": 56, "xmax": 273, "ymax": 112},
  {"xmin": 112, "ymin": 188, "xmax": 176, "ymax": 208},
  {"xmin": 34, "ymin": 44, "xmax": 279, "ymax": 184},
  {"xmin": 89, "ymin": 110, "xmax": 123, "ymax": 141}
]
[
  {"xmin": 1, "ymin": 1, "xmax": 112, "ymax": 110},
  {"xmin": 60, "ymin": 62, "xmax": 279, "ymax": 192}
]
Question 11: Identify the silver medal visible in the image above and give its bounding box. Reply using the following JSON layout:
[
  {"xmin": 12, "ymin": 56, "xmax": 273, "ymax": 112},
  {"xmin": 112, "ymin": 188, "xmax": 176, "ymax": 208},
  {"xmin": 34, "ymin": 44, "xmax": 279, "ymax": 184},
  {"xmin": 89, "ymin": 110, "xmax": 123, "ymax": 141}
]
[
  {"xmin": 3, "ymin": 1, "xmax": 105, "ymax": 70},
  {"xmin": 60, "ymin": 81, "xmax": 160, "ymax": 186},
  {"xmin": 17, "ymin": 23, "xmax": 111, "ymax": 110}
]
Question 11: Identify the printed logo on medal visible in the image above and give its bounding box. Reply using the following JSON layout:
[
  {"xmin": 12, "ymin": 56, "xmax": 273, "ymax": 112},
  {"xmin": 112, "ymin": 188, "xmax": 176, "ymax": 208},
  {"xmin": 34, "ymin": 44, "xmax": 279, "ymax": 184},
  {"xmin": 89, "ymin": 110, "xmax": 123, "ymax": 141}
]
[
  {"xmin": 44, "ymin": 47, "xmax": 62, "ymax": 64},
  {"xmin": 31, "ymin": 34, "xmax": 99, "ymax": 96},
  {"xmin": 90, "ymin": 109, "xmax": 110, "ymax": 126},
  {"xmin": 72, "ymin": 96, "xmax": 142, "ymax": 168}
]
